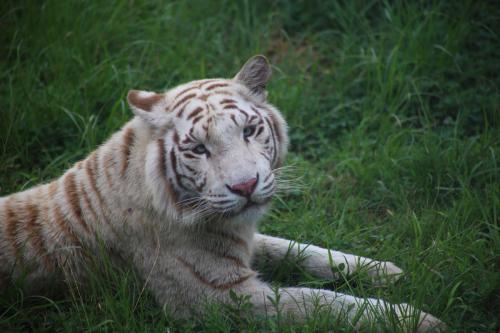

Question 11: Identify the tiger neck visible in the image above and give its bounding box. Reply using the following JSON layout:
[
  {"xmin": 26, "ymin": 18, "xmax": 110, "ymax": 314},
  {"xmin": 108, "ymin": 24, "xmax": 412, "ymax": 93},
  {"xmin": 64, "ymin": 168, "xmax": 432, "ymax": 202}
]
[
  {"xmin": 81, "ymin": 119, "xmax": 154, "ymax": 229},
  {"xmin": 181, "ymin": 219, "xmax": 258, "ymax": 262}
]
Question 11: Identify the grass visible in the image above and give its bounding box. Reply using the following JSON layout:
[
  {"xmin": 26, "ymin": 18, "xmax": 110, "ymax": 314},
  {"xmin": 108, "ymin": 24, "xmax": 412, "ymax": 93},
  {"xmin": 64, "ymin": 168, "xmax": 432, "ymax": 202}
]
[{"xmin": 1, "ymin": 0, "xmax": 499, "ymax": 331}]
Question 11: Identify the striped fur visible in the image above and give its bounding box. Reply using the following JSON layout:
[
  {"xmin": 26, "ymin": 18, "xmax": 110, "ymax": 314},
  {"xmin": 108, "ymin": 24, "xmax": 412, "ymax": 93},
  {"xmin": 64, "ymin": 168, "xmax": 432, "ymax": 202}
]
[{"xmin": 0, "ymin": 56, "xmax": 443, "ymax": 331}]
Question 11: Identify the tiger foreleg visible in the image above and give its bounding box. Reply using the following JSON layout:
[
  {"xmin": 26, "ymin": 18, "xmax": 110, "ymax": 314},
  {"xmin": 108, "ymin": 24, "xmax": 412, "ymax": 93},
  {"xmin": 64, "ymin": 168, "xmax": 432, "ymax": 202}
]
[
  {"xmin": 234, "ymin": 279, "xmax": 446, "ymax": 332},
  {"xmin": 253, "ymin": 234, "xmax": 403, "ymax": 284}
]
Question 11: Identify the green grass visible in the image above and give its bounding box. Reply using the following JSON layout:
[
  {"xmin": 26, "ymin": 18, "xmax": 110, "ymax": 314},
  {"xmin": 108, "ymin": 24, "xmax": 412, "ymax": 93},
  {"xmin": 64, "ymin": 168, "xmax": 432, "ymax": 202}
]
[{"xmin": 1, "ymin": 0, "xmax": 499, "ymax": 331}]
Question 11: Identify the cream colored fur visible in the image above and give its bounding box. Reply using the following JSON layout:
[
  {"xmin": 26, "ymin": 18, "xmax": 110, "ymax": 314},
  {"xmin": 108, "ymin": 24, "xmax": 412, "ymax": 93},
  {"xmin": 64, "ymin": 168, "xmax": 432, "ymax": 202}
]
[{"xmin": 0, "ymin": 56, "xmax": 444, "ymax": 331}]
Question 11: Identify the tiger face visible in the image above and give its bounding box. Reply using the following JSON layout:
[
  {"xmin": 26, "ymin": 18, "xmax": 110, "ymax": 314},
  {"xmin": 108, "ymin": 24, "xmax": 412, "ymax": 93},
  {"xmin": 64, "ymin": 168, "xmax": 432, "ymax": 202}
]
[{"xmin": 128, "ymin": 56, "xmax": 288, "ymax": 224}]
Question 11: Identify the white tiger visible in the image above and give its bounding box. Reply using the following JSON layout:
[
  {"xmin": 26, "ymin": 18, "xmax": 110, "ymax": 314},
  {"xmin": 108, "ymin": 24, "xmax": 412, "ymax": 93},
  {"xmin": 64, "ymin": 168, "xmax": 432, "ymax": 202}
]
[{"xmin": 0, "ymin": 56, "xmax": 445, "ymax": 331}]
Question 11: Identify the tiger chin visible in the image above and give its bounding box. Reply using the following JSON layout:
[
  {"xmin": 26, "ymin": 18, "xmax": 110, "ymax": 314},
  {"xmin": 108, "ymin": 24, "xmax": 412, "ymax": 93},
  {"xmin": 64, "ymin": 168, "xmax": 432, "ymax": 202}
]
[{"xmin": 0, "ymin": 56, "xmax": 445, "ymax": 332}]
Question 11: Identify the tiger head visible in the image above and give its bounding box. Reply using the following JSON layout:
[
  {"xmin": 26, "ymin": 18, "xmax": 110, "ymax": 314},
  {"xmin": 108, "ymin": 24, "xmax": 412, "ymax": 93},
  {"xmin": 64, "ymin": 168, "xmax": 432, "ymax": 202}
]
[{"xmin": 127, "ymin": 56, "xmax": 288, "ymax": 225}]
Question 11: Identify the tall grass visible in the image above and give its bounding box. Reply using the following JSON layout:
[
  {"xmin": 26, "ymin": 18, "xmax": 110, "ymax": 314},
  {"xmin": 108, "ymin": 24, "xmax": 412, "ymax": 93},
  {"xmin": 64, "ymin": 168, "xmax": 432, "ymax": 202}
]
[{"xmin": 1, "ymin": 0, "xmax": 498, "ymax": 331}]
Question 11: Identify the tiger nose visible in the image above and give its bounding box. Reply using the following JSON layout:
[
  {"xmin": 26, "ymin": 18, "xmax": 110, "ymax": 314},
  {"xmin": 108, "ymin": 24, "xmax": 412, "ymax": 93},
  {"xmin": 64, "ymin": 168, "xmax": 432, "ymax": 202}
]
[{"xmin": 227, "ymin": 177, "xmax": 258, "ymax": 198}]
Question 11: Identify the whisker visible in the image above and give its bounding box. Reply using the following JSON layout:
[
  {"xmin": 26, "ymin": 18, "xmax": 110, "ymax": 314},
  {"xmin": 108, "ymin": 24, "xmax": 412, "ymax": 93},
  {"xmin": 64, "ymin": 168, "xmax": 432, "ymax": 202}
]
[
  {"xmin": 175, "ymin": 195, "xmax": 203, "ymax": 208},
  {"xmin": 208, "ymin": 199, "xmax": 234, "ymax": 205}
]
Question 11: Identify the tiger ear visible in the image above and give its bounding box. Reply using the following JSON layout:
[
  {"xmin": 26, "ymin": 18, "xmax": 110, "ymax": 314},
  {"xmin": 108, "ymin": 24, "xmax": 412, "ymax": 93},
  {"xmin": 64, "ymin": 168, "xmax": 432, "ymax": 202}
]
[
  {"xmin": 127, "ymin": 90, "xmax": 170, "ymax": 128},
  {"xmin": 234, "ymin": 55, "xmax": 271, "ymax": 101}
]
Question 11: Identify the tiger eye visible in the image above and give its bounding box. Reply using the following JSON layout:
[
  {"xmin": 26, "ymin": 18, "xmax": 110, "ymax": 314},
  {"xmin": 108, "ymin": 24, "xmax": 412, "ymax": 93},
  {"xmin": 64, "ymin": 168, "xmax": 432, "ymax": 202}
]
[
  {"xmin": 243, "ymin": 125, "xmax": 256, "ymax": 138},
  {"xmin": 192, "ymin": 144, "xmax": 208, "ymax": 155}
]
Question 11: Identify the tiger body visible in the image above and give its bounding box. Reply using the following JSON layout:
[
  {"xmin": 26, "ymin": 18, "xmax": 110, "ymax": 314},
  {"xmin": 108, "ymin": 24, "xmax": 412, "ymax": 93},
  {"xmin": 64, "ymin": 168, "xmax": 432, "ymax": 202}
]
[
  {"xmin": 0, "ymin": 56, "xmax": 444, "ymax": 331},
  {"xmin": 0, "ymin": 76, "xmax": 274, "ymax": 296}
]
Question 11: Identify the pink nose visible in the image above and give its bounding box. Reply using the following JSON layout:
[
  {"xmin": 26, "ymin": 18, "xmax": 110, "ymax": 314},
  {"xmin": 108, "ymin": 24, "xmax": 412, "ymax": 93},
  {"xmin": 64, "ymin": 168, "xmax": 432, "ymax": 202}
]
[{"xmin": 228, "ymin": 177, "xmax": 258, "ymax": 197}]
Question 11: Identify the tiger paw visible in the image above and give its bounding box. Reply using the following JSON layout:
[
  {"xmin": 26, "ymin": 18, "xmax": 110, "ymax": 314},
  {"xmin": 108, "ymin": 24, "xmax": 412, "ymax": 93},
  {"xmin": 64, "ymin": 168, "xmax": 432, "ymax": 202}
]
[
  {"xmin": 367, "ymin": 261, "xmax": 404, "ymax": 286},
  {"xmin": 416, "ymin": 312, "xmax": 447, "ymax": 332},
  {"xmin": 395, "ymin": 304, "xmax": 447, "ymax": 333}
]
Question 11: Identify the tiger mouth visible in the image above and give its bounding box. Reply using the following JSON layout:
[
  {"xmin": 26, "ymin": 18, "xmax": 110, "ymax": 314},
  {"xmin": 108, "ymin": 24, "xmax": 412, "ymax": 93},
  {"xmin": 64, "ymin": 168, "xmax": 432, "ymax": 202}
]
[
  {"xmin": 208, "ymin": 198, "xmax": 270, "ymax": 219},
  {"xmin": 234, "ymin": 197, "xmax": 272, "ymax": 215},
  {"xmin": 242, "ymin": 200, "xmax": 260, "ymax": 210},
  {"xmin": 222, "ymin": 203, "xmax": 264, "ymax": 218}
]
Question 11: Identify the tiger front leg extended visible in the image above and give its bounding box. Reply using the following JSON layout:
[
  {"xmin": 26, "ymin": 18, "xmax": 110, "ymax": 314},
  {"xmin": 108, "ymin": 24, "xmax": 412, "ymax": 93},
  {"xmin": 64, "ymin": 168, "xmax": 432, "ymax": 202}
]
[
  {"xmin": 232, "ymin": 278, "xmax": 446, "ymax": 332},
  {"xmin": 253, "ymin": 234, "xmax": 403, "ymax": 285}
]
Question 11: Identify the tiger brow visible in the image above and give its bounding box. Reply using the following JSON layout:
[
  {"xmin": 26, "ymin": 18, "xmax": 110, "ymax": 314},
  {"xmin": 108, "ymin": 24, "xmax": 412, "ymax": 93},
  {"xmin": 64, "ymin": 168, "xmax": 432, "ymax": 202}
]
[
  {"xmin": 187, "ymin": 127, "xmax": 203, "ymax": 143},
  {"xmin": 182, "ymin": 135, "xmax": 195, "ymax": 144},
  {"xmin": 220, "ymin": 98, "xmax": 237, "ymax": 105},
  {"xmin": 187, "ymin": 107, "xmax": 204, "ymax": 120}
]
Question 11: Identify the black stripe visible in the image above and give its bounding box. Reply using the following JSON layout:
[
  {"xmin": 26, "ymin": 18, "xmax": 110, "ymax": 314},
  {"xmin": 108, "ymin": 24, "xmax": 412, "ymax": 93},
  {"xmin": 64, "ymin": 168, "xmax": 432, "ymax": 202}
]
[
  {"xmin": 265, "ymin": 118, "xmax": 278, "ymax": 166},
  {"xmin": 170, "ymin": 149, "xmax": 189, "ymax": 191},
  {"xmin": 255, "ymin": 126, "xmax": 264, "ymax": 138}
]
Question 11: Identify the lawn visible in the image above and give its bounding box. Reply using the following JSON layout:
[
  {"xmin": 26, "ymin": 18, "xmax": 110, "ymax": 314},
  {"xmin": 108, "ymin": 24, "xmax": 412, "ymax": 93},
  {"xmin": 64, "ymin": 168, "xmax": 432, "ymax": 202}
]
[{"xmin": 1, "ymin": 0, "xmax": 499, "ymax": 331}]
